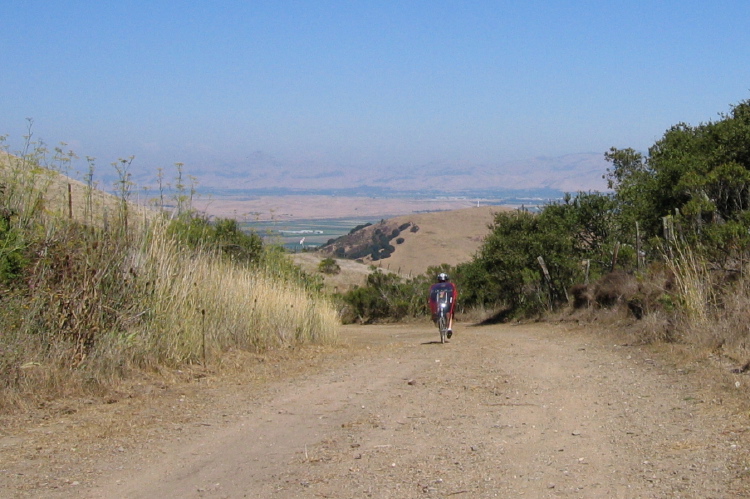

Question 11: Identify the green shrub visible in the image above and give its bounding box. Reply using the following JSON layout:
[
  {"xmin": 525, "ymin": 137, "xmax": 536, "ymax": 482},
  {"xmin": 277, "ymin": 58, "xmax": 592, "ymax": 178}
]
[
  {"xmin": 0, "ymin": 210, "xmax": 28, "ymax": 285},
  {"xmin": 339, "ymin": 269, "xmax": 432, "ymax": 323},
  {"xmin": 318, "ymin": 257, "xmax": 341, "ymax": 275},
  {"xmin": 167, "ymin": 213, "xmax": 263, "ymax": 264}
]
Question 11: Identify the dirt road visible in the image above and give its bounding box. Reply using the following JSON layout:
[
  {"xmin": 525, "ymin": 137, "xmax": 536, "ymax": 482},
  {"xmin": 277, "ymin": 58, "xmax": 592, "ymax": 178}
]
[{"xmin": 4, "ymin": 322, "xmax": 750, "ymax": 498}]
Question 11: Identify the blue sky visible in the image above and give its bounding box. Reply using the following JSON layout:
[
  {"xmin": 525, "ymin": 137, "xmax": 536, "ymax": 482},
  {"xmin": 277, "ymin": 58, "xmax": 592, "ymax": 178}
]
[{"xmin": 2, "ymin": 1, "xmax": 750, "ymax": 184}]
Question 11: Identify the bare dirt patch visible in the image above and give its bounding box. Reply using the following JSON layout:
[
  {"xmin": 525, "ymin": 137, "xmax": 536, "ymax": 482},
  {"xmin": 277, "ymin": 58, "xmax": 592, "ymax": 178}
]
[{"xmin": 3, "ymin": 322, "xmax": 750, "ymax": 498}]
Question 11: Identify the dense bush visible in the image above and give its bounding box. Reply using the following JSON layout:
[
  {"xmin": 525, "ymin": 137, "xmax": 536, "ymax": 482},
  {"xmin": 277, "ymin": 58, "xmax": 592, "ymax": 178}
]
[
  {"xmin": 0, "ymin": 207, "xmax": 28, "ymax": 285},
  {"xmin": 167, "ymin": 214, "xmax": 263, "ymax": 264},
  {"xmin": 338, "ymin": 264, "xmax": 455, "ymax": 323},
  {"xmin": 318, "ymin": 257, "xmax": 341, "ymax": 275},
  {"xmin": 459, "ymin": 192, "xmax": 623, "ymax": 317},
  {"xmin": 349, "ymin": 222, "xmax": 372, "ymax": 234},
  {"xmin": 462, "ymin": 97, "xmax": 750, "ymax": 328},
  {"xmin": 605, "ymin": 99, "xmax": 750, "ymax": 256},
  {"xmin": 339, "ymin": 269, "xmax": 432, "ymax": 323}
]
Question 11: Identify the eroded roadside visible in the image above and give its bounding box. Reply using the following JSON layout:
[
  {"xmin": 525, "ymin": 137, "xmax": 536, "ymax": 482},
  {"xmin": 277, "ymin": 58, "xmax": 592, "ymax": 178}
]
[{"xmin": 3, "ymin": 322, "xmax": 750, "ymax": 498}]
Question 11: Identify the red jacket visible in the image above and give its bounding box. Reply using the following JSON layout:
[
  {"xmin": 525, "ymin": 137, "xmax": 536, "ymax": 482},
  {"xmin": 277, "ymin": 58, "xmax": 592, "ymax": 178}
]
[{"xmin": 428, "ymin": 281, "xmax": 457, "ymax": 316}]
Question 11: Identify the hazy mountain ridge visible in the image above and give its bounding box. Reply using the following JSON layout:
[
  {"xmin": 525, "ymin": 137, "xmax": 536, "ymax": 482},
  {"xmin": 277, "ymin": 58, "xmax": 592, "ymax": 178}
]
[{"xmin": 124, "ymin": 152, "xmax": 610, "ymax": 197}]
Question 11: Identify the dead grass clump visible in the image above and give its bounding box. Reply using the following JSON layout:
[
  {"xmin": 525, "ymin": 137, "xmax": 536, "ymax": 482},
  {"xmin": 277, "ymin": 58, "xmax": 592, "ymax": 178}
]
[
  {"xmin": 626, "ymin": 246, "xmax": 750, "ymax": 351},
  {"xmin": 664, "ymin": 245, "xmax": 716, "ymax": 325},
  {"xmin": 717, "ymin": 288, "xmax": 750, "ymax": 345},
  {"xmin": 571, "ymin": 266, "xmax": 674, "ymax": 322},
  {"xmin": 570, "ymin": 283, "xmax": 593, "ymax": 309},
  {"xmin": 593, "ymin": 271, "xmax": 639, "ymax": 307},
  {"xmin": 630, "ymin": 310, "xmax": 678, "ymax": 344},
  {"xmin": 87, "ymin": 220, "xmax": 340, "ymax": 368},
  {"xmin": 691, "ymin": 279, "xmax": 750, "ymax": 362}
]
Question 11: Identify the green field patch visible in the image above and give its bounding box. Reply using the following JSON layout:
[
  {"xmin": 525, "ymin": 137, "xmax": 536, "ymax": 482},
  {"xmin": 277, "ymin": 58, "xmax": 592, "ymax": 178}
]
[{"xmin": 242, "ymin": 218, "xmax": 376, "ymax": 250}]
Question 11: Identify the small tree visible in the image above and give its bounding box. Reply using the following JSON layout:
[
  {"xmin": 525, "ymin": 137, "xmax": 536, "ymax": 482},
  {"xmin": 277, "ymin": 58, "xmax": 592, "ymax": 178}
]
[{"xmin": 318, "ymin": 257, "xmax": 341, "ymax": 275}]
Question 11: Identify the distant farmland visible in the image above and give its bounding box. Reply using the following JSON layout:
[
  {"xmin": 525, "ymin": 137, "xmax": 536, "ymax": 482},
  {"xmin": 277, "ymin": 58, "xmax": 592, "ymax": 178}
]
[{"xmin": 242, "ymin": 218, "xmax": 377, "ymax": 250}]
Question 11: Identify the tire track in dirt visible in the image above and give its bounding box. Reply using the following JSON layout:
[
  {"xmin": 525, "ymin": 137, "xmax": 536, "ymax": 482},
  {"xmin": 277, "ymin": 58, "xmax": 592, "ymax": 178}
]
[{"xmin": 27, "ymin": 323, "xmax": 750, "ymax": 498}]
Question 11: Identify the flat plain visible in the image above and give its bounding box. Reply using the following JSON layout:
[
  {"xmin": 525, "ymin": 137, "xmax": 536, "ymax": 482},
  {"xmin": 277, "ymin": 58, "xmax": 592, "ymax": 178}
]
[{"xmin": 192, "ymin": 195, "xmax": 508, "ymax": 221}]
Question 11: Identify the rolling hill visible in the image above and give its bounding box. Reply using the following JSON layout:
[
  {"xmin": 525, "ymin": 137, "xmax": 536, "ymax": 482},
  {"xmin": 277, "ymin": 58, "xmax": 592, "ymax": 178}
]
[{"xmin": 292, "ymin": 205, "xmax": 505, "ymax": 289}]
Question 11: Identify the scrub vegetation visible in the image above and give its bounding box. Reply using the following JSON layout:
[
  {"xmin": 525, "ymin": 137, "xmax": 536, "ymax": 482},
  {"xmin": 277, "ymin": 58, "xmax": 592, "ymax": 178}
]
[
  {"xmin": 338, "ymin": 97, "xmax": 750, "ymax": 365},
  {"xmin": 6, "ymin": 96, "xmax": 750, "ymax": 412},
  {"xmin": 0, "ymin": 128, "xmax": 337, "ymax": 413}
]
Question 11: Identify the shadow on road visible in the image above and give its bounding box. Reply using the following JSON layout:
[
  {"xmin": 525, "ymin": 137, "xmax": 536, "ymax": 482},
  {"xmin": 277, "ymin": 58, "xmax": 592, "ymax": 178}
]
[{"xmin": 471, "ymin": 307, "xmax": 513, "ymax": 326}]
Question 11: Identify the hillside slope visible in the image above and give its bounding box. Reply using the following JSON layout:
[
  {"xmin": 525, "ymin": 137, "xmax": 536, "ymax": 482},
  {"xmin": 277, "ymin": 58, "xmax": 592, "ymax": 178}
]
[
  {"xmin": 318, "ymin": 205, "xmax": 504, "ymax": 277},
  {"xmin": 0, "ymin": 152, "xmax": 155, "ymax": 224}
]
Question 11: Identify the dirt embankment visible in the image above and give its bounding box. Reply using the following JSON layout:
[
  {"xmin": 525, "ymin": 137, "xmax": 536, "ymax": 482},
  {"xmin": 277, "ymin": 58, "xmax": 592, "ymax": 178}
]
[{"xmin": 3, "ymin": 322, "xmax": 750, "ymax": 498}]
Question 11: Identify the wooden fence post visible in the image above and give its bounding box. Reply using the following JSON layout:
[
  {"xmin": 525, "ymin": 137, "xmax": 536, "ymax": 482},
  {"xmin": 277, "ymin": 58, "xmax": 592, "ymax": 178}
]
[
  {"xmin": 583, "ymin": 259, "xmax": 590, "ymax": 285},
  {"xmin": 537, "ymin": 256, "xmax": 553, "ymax": 309},
  {"xmin": 636, "ymin": 222, "xmax": 643, "ymax": 270},
  {"xmin": 662, "ymin": 216, "xmax": 674, "ymax": 259},
  {"xmin": 68, "ymin": 183, "xmax": 73, "ymax": 219},
  {"xmin": 611, "ymin": 242, "xmax": 620, "ymax": 272}
]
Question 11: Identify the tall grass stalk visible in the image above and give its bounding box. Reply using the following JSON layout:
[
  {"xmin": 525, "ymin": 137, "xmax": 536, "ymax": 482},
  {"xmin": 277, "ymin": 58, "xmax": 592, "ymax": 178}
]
[{"xmin": 664, "ymin": 244, "xmax": 715, "ymax": 325}]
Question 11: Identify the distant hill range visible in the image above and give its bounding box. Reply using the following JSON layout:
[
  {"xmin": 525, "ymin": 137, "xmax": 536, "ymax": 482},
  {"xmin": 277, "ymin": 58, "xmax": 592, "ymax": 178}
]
[{"xmin": 126, "ymin": 152, "xmax": 610, "ymax": 199}]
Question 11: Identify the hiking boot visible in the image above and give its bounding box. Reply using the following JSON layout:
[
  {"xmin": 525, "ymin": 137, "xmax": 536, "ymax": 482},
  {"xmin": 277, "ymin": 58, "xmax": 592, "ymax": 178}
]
[{"xmin": 446, "ymin": 329, "xmax": 453, "ymax": 339}]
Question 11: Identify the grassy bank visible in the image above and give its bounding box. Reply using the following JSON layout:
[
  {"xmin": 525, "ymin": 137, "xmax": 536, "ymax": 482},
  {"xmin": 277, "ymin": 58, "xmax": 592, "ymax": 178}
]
[{"xmin": 0, "ymin": 135, "xmax": 338, "ymax": 413}]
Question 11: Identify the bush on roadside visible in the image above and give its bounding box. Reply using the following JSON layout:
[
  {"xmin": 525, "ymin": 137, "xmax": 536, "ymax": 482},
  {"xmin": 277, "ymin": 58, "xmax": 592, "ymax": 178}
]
[{"xmin": 338, "ymin": 269, "xmax": 432, "ymax": 323}]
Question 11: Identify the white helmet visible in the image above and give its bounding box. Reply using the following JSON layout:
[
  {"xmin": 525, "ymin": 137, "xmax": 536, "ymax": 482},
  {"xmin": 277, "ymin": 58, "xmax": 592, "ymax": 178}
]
[{"xmin": 437, "ymin": 273, "xmax": 449, "ymax": 282}]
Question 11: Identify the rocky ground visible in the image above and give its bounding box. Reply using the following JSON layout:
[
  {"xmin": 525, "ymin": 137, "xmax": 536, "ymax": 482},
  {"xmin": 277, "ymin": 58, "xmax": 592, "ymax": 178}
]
[{"xmin": 2, "ymin": 321, "xmax": 750, "ymax": 498}]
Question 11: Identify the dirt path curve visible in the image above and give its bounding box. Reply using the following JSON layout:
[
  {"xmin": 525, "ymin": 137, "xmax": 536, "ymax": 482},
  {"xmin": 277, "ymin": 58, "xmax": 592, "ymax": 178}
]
[{"xmin": 9, "ymin": 322, "xmax": 750, "ymax": 497}]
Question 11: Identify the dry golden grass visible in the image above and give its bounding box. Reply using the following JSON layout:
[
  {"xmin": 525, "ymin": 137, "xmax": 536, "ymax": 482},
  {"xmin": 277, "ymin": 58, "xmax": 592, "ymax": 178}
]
[
  {"xmin": 0, "ymin": 147, "xmax": 339, "ymax": 413},
  {"xmin": 0, "ymin": 148, "xmax": 154, "ymax": 227},
  {"xmin": 311, "ymin": 205, "xmax": 505, "ymax": 281},
  {"xmin": 131, "ymin": 222, "xmax": 339, "ymax": 366},
  {"xmin": 665, "ymin": 245, "xmax": 715, "ymax": 325}
]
